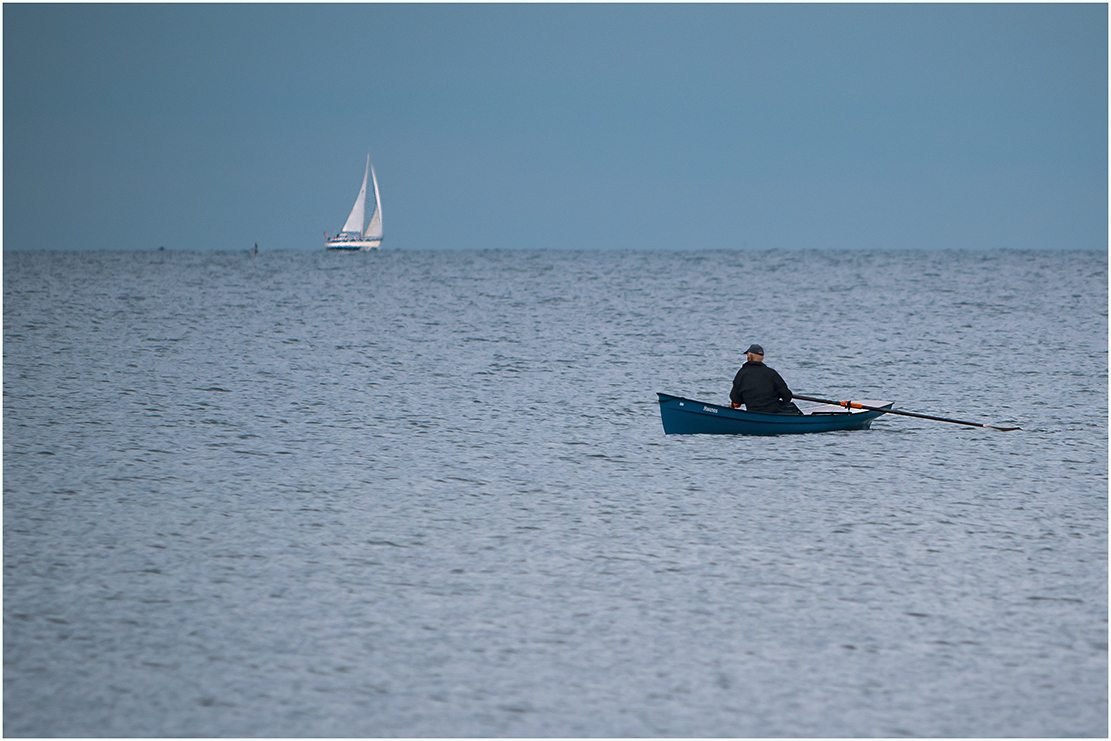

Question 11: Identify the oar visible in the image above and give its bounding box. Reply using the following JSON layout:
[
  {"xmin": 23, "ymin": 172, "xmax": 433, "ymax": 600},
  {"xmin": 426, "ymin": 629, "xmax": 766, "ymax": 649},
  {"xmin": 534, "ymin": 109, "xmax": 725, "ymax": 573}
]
[{"xmin": 793, "ymin": 394, "xmax": 1021, "ymax": 431}]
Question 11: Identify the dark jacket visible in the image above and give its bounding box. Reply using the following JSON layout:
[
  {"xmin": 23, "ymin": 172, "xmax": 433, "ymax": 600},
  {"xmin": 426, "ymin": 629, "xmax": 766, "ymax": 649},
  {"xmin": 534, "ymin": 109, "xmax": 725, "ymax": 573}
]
[{"xmin": 730, "ymin": 361, "xmax": 799, "ymax": 414}]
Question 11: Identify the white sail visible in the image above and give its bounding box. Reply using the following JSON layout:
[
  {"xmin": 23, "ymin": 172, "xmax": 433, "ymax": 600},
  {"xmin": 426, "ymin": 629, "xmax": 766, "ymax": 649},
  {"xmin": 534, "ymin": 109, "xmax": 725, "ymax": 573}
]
[
  {"xmin": 340, "ymin": 155, "xmax": 370, "ymax": 233},
  {"xmin": 364, "ymin": 165, "xmax": 383, "ymax": 239},
  {"xmin": 326, "ymin": 154, "xmax": 383, "ymax": 250}
]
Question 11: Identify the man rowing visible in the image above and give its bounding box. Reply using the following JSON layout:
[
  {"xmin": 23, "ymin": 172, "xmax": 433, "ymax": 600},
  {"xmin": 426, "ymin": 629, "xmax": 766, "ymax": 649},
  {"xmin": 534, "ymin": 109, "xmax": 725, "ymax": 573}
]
[{"xmin": 730, "ymin": 344, "xmax": 802, "ymax": 415}]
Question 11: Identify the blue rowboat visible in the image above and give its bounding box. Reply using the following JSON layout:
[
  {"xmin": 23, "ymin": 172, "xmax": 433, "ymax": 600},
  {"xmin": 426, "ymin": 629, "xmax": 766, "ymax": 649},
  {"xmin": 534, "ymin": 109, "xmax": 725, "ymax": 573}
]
[{"xmin": 657, "ymin": 392, "xmax": 892, "ymax": 435}]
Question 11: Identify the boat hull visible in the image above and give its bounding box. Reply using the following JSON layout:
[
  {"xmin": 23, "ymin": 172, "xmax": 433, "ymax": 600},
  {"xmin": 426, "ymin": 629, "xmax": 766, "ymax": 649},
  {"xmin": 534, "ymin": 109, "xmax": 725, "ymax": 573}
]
[
  {"xmin": 657, "ymin": 392, "xmax": 890, "ymax": 435},
  {"xmin": 325, "ymin": 238, "xmax": 382, "ymax": 251}
]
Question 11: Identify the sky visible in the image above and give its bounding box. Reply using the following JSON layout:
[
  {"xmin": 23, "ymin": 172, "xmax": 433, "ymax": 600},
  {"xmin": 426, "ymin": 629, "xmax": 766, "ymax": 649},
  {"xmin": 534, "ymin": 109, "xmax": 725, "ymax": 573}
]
[{"xmin": 3, "ymin": 3, "xmax": 1107, "ymax": 251}]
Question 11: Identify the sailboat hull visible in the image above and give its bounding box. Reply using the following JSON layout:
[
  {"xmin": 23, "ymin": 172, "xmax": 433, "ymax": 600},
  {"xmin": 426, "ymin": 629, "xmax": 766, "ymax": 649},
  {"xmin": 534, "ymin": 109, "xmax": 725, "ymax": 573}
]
[{"xmin": 325, "ymin": 239, "xmax": 382, "ymax": 251}]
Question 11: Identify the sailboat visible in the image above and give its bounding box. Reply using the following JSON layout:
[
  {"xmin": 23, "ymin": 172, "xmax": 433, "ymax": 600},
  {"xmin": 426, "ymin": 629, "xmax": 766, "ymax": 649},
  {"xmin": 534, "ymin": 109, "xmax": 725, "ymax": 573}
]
[{"xmin": 325, "ymin": 155, "xmax": 383, "ymax": 250}]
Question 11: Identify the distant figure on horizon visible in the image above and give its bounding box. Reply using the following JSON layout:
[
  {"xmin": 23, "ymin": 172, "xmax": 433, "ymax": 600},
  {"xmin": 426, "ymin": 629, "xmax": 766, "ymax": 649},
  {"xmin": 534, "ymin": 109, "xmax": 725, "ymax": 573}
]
[
  {"xmin": 253, "ymin": 243, "xmax": 259, "ymax": 256},
  {"xmin": 730, "ymin": 344, "xmax": 802, "ymax": 415}
]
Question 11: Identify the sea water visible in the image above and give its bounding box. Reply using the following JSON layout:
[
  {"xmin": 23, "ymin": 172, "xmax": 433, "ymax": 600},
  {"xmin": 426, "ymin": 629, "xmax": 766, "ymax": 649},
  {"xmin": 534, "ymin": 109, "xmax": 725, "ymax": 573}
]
[{"xmin": 4, "ymin": 249, "xmax": 1106, "ymax": 737}]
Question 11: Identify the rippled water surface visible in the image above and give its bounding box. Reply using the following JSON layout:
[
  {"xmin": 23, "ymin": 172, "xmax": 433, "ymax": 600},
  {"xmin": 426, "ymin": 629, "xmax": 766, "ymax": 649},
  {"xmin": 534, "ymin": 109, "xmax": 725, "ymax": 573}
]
[{"xmin": 4, "ymin": 249, "xmax": 1107, "ymax": 737}]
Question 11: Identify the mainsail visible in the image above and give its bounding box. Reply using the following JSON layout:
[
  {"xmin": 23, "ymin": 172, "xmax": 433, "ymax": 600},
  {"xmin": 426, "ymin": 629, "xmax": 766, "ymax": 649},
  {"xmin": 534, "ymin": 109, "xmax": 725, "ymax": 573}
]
[{"xmin": 364, "ymin": 165, "xmax": 383, "ymax": 239}]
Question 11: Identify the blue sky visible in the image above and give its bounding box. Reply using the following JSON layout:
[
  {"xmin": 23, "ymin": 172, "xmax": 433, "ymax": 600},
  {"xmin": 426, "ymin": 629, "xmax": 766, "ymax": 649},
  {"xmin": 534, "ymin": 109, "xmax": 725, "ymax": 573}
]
[{"xmin": 4, "ymin": 3, "xmax": 1107, "ymax": 251}]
